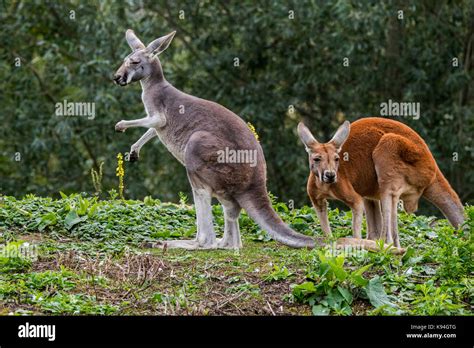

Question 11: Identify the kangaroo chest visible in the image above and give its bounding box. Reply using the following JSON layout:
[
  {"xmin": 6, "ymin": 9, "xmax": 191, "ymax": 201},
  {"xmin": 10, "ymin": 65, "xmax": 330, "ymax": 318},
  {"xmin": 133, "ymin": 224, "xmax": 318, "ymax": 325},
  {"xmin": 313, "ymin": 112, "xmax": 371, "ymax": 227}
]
[
  {"xmin": 142, "ymin": 91, "xmax": 186, "ymax": 165},
  {"xmin": 154, "ymin": 126, "xmax": 186, "ymax": 165}
]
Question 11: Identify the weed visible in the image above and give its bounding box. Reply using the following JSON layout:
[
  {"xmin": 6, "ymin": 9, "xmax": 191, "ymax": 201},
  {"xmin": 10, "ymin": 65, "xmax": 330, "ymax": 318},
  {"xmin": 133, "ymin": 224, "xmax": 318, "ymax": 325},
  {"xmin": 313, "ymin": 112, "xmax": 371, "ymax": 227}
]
[
  {"xmin": 91, "ymin": 162, "xmax": 104, "ymax": 196},
  {"xmin": 291, "ymin": 252, "xmax": 372, "ymax": 315},
  {"xmin": 410, "ymin": 280, "xmax": 466, "ymax": 315},
  {"xmin": 263, "ymin": 264, "xmax": 294, "ymax": 282},
  {"xmin": 116, "ymin": 153, "xmax": 125, "ymax": 200}
]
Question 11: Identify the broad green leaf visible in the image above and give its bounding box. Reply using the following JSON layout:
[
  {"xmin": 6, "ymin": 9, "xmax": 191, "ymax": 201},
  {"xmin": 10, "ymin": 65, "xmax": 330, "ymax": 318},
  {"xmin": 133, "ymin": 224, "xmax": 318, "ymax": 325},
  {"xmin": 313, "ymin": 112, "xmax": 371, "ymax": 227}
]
[
  {"xmin": 38, "ymin": 212, "xmax": 58, "ymax": 231},
  {"xmin": 326, "ymin": 288, "xmax": 344, "ymax": 309},
  {"xmin": 337, "ymin": 286, "xmax": 353, "ymax": 305},
  {"xmin": 350, "ymin": 263, "xmax": 372, "ymax": 287},
  {"xmin": 365, "ymin": 276, "xmax": 396, "ymax": 309},
  {"xmin": 292, "ymin": 281, "xmax": 316, "ymax": 300},
  {"xmin": 312, "ymin": 305, "xmax": 330, "ymax": 316},
  {"xmin": 64, "ymin": 210, "xmax": 86, "ymax": 230},
  {"xmin": 328, "ymin": 259, "xmax": 347, "ymax": 281},
  {"xmin": 402, "ymin": 247, "xmax": 416, "ymax": 263}
]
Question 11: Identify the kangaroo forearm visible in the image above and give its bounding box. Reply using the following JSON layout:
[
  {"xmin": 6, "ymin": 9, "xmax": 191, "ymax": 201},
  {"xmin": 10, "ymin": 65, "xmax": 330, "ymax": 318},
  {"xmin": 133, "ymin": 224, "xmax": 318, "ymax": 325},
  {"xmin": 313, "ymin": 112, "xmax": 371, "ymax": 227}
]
[
  {"xmin": 131, "ymin": 128, "xmax": 158, "ymax": 152},
  {"xmin": 119, "ymin": 114, "xmax": 166, "ymax": 129},
  {"xmin": 313, "ymin": 203, "xmax": 331, "ymax": 236}
]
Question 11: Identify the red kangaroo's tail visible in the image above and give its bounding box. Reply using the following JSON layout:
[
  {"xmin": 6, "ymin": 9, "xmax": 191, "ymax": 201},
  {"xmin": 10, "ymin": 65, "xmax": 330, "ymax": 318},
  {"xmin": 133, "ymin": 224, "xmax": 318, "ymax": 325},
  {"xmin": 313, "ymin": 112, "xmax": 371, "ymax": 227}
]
[{"xmin": 423, "ymin": 169, "xmax": 465, "ymax": 228}]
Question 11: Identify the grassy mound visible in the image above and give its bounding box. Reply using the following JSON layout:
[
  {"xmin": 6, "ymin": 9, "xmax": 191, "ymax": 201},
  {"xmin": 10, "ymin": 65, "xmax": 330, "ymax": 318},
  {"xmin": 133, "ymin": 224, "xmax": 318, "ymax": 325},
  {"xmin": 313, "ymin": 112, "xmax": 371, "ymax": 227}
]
[{"xmin": 0, "ymin": 193, "xmax": 472, "ymax": 315}]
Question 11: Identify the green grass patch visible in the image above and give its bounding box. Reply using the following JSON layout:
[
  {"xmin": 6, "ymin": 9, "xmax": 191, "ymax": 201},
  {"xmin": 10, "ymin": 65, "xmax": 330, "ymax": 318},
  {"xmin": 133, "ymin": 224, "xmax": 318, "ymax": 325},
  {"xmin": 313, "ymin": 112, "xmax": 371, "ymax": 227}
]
[{"xmin": 0, "ymin": 194, "xmax": 472, "ymax": 315}]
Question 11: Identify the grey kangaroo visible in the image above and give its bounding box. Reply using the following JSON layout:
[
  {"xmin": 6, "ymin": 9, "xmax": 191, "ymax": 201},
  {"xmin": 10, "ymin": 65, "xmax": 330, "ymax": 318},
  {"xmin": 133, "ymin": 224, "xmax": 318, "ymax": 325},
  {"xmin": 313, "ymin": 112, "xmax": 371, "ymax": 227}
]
[{"xmin": 113, "ymin": 29, "xmax": 315, "ymax": 250}]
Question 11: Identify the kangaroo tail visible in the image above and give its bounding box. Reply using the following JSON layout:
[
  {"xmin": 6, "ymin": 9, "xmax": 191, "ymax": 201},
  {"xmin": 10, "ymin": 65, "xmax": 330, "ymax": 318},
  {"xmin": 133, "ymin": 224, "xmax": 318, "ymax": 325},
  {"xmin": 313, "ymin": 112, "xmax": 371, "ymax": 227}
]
[
  {"xmin": 236, "ymin": 188, "xmax": 315, "ymax": 248},
  {"xmin": 423, "ymin": 169, "xmax": 465, "ymax": 228}
]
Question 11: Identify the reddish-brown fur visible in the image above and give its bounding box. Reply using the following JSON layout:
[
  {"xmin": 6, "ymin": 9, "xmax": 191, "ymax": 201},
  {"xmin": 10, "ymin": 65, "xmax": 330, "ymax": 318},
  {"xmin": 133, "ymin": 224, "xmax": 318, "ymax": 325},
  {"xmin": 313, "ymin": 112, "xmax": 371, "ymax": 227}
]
[{"xmin": 299, "ymin": 117, "xmax": 464, "ymax": 247}]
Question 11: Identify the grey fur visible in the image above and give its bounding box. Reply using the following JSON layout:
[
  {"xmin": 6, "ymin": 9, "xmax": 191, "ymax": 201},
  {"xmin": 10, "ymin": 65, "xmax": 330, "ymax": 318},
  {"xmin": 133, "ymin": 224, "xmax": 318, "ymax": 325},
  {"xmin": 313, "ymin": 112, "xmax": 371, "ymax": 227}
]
[{"xmin": 113, "ymin": 30, "xmax": 315, "ymax": 249}]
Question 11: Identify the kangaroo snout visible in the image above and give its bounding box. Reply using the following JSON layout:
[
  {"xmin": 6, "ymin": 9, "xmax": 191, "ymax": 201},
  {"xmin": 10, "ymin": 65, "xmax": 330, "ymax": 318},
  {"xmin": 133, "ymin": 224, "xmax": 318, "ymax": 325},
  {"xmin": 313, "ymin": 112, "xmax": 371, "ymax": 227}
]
[
  {"xmin": 113, "ymin": 73, "xmax": 127, "ymax": 86},
  {"xmin": 323, "ymin": 171, "xmax": 336, "ymax": 183}
]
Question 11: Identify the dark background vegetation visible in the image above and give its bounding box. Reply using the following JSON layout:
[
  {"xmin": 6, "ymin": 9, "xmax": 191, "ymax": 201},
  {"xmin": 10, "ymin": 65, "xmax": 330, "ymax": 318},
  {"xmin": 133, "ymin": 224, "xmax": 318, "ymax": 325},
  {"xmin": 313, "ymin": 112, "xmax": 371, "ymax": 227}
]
[{"xmin": 1, "ymin": 0, "xmax": 473, "ymax": 214}]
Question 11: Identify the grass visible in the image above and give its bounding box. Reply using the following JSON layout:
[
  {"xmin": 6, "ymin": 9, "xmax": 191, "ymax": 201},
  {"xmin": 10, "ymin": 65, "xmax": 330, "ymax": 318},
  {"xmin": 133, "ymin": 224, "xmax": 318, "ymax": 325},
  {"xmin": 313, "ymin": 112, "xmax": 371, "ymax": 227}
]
[{"xmin": 0, "ymin": 193, "xmax": 472, "ymax": 316}]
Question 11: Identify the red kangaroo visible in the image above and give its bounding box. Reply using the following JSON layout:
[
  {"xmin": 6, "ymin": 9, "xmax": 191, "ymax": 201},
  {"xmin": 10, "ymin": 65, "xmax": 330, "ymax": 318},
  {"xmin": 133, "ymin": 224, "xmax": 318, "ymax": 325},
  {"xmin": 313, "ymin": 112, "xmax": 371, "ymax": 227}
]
[{"xmin": 297, "ymin": 117, "xmax": 464, "ymax": 248}]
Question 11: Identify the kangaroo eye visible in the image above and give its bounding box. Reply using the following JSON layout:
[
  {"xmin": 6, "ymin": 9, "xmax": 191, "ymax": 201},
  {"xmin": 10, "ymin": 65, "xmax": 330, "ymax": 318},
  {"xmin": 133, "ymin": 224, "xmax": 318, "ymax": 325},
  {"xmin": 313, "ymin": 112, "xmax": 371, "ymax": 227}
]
[
  {"xmin": 313, "ymin": 157, "xmax": 321, "ymax": 162},
  {"xmin": 335, "ymin": 157, "xmax": 339, "ymax": 162},
  {"xmin": 130, "ymin": 61, "xmax": 140, "ymax": 65}
]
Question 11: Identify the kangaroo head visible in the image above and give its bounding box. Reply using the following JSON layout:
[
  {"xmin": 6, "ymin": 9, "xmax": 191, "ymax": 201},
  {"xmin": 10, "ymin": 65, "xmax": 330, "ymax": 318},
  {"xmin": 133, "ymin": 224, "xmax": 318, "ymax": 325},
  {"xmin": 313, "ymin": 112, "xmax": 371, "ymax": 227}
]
[
  {"xmin": 114, "ymin": 29, "xmax": 176, "ymax": 86},
  {"xmin": 297, "ymin": 121, "xmax": 350, "ymax": 184}
]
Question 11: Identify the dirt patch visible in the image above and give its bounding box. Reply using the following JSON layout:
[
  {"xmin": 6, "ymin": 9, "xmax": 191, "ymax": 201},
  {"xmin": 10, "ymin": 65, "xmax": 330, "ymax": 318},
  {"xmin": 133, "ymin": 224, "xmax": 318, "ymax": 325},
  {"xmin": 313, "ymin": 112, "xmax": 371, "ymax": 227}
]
[
  {"xmin": 17, "ymin": 233, "xmax": 45, "ymax": 244},
  {"xmin": 4, "ymin": 247, "xmax": 314, "ymax": 316}
]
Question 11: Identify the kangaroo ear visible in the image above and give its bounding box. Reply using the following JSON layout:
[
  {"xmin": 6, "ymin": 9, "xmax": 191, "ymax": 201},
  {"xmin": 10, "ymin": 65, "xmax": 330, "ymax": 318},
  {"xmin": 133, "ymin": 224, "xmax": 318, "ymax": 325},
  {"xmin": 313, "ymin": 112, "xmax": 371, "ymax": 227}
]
[
  {"xmin": 126, "ymin": 29, "xmax": 145, "ymax": 51},
  {"xmin": 146, "ymin": 31, "xmax": 176, "ymax": 55},
  {"xmin": 330, "ymin": 121, "xmax": 351, "ymax": 150},
  {"xmin": 297, "ymin": 122, "xmax": 318, "ymax": 151}
]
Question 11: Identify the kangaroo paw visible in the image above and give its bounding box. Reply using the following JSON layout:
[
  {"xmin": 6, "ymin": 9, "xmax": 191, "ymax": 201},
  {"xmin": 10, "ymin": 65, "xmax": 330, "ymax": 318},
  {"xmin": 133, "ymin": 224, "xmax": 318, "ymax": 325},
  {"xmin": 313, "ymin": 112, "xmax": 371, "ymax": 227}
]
[
  {"xmin": 115, "ymin": 121, "xmax": 126, "ymax": 132},
  {"xmin": 129, "ymin": 151, "xmax": 139, "ymax": 162}
]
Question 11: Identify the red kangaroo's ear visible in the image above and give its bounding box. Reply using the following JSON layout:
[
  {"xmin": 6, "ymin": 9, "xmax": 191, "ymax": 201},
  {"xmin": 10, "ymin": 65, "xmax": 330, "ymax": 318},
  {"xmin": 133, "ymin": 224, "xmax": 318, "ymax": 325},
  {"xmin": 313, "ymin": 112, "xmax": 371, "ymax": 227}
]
[
  {"xmin": 297, "ymin": 122, "xmax": 319, "ymax": 152},
  {"xmin": 330, "ymin": 121, "xmax": 350, "ymax": 150}
]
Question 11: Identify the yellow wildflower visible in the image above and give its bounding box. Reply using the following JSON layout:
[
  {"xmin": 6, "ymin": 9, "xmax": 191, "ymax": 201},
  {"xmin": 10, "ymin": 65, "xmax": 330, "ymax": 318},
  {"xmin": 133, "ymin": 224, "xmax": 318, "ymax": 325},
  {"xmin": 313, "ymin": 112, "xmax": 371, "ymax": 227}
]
[
  {"xmin": 116, "ymin": 153, "xmax": 125, "ymax": 200},
  {"xmin": 247, "ymin": 122, "xmax": 260, "ymax": 142}
]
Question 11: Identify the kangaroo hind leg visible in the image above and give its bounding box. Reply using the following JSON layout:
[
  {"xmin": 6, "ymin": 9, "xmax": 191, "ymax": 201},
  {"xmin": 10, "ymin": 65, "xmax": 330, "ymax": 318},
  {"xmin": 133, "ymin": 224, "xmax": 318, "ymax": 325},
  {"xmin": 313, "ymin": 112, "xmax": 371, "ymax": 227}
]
[
  {"xmin": 147, "ymin": 187, "xmax": 216, "ymax": 250},
  {"xmin": 217, "ymin": 198, "xmax": 242, "ymax": 249},
  {"xmin": 364, "ymin": 198, "xmax": 383, "ymax": 240}
]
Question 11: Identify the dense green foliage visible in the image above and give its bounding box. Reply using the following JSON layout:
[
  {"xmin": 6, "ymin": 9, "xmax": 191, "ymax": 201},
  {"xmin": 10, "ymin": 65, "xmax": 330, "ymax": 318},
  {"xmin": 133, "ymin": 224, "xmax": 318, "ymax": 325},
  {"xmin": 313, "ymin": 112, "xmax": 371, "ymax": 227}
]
[
  {"xmin": 1, "ymin": 1, "xmax": 473, "ymax": 213},
  {"xmin": 0, "ymin": 194, "xmax": 472, "ymax": 315}
]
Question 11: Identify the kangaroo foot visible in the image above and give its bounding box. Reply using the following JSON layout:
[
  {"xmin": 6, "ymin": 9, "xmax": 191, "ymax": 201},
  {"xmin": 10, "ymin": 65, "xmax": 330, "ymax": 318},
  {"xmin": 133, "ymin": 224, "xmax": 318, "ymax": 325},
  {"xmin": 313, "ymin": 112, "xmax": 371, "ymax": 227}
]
[
  {"xmin": 216, "ymin": 238, "xmax": 242, "ymax": 250},
  {"xmin": 336, "ymin": 237, "xmax": 406, "ymax": 255},
  {"xmin": 144, "ymin": 239, "xmax": 217, "ymax": 250}
]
